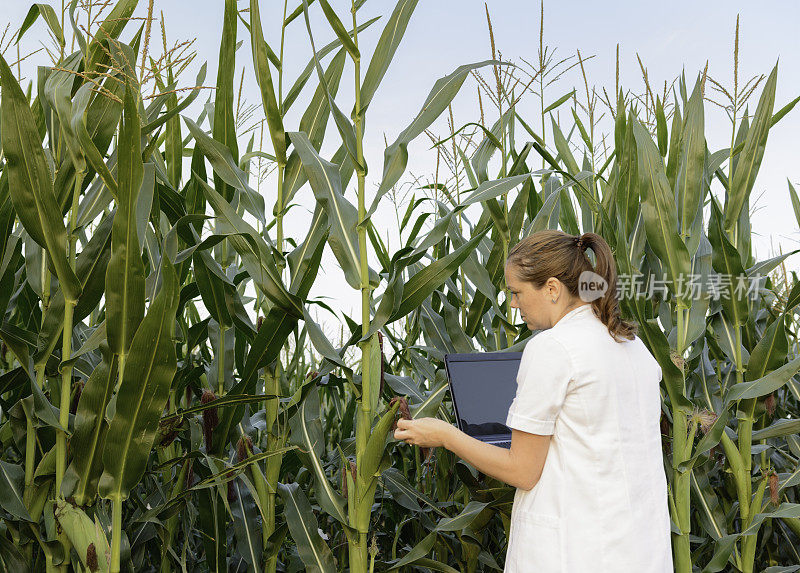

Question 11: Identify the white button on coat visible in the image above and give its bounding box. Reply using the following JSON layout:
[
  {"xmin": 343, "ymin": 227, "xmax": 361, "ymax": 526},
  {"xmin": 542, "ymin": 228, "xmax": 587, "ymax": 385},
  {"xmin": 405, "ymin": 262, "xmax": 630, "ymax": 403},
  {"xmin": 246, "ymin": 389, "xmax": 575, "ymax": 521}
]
[{"xmin": 504, "ymin": 304, "xmax": 673, "ymax": 572}]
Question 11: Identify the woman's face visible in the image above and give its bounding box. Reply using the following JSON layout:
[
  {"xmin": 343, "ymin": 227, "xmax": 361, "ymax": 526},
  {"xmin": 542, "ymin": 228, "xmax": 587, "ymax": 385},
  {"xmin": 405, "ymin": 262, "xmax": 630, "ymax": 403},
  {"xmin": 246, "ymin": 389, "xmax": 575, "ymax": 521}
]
[{"xmin": 504, "ymin": 263, "xmax": 554, "ymax": 331}]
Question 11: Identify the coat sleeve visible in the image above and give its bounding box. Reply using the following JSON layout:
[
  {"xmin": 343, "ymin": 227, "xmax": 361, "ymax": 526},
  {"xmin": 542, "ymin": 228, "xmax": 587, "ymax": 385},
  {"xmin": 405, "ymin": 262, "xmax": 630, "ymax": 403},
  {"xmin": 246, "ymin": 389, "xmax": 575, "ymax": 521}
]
[{"xmin": 505, "ymin": 333, "xmax": 573, "ymax": 435}]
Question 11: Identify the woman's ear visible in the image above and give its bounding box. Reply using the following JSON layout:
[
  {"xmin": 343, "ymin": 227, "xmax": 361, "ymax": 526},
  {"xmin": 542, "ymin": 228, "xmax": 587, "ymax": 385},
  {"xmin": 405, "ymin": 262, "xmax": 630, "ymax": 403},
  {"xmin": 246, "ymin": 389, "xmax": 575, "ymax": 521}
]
[{"xmin": 546, "ymin": 277, "xmax": 561, "ymax": 299}]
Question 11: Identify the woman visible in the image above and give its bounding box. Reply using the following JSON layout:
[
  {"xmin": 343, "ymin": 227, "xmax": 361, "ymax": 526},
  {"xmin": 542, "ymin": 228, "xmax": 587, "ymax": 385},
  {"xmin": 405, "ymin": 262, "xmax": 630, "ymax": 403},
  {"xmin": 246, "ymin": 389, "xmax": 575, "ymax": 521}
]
[{"xmin": 394, "ymin": 230, "xmax": 674, "ymax": 572}]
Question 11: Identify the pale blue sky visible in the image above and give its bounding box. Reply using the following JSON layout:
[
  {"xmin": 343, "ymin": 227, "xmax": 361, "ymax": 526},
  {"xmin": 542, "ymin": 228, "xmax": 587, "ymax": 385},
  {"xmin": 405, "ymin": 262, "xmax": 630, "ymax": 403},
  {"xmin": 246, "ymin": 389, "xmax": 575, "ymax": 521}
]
[{"xmin": 5, "ymin": 0, "xmax": 800, "ymax": 331}]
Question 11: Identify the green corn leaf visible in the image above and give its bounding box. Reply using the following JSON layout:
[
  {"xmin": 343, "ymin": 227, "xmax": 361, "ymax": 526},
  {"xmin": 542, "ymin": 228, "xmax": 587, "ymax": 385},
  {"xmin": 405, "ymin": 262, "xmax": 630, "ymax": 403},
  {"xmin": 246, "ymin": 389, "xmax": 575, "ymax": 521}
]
[
  {"xmin": 387, "ymin": 226, "xmax": 489, "ymax": 325},
  {"xmin": 708, "ymin": 197, "xmax": 748, "ymax": 327},
  {"xmin": 163, "ymin": 70, "xmax": 182, "ymax": 189},
  {"xmin": 788, "ymin": 179, "xmax": 800, "ymax": 229},
  {"xmin": 300, "ymin": 0, "xmax": 361, "ymax": 171},
  {"xmin": 655, "ymin": 95, "xmax": 668, "ymax": 156},
  {"xmin": 381, "ymin": 468, "xmax": 448, "ymax": 517},
  {"xmin": 746, "ymin": 315, "xmax": 788, "ymax": 382},
  {"xmin": 288, "ymin": 205, "xmax": 330, "ymax": 299},
  {"xmin": 725, "ymin": 64, "xmax": 777, "ymax": 230},
  {"xmin": 420, "ymin": 300, "xmax": 456, "ymax": 354},
  {"xmin": 34, "ymin": 210, "xmax": 114, "ymax": 367},
  {"xmin": 289, "ymin": 386, "xmax": 348, "ymax": 524},
  {"xmin": 725, "ymin": 355, "xmax": 800, "ymax": 405},
  {"xmin": 283, "ymin": 17, "xmax": 378, "ymax": 113},
  {"xmin": 368, "ymin": 226, "xmax": 487, "ymax": 336},
  {"xmin": 459, "ymin": 174, "xmax": 530, "ymax": 207},
  {"xmin": 289, "ymin": 131, "xmax": 366, "ymax": 290},
  {"xmin": 435, "ymin": 501, "xmax": 490, "ymax": 532},
  {"xmin": 215, "ymin": 308, "xmax": 299, "ymax": 454},
  {"xmin": 213, "ymin": 0, "xmax": 239, "ymax": 201},
  {"xmin": 689, "ymin": 470, "xmax": 728, "ymax": 542},
  {"xmin": 405, "ymin": 559, "xmax": 460, "ymax": 573},
  {"xmin": 142, "ymin": 63, "xmax": 207, "ymax": 136},
  {"xmin": 230, "ymin": 477, "xmax": 263, "ymax": 571},
  {"xmin": 675, "ymin": 78, "xmax": 706, "ymax": 239},
  {"xmin": 635, "ymin": 319, "xmax": 693, "ymax": 412},
  {"xmin": 62, "ymin": 346, "xmax": 118, "ymax": 505},
  {"xmin": 197, "ymin": 486, "xmax": 227, "ymax": 571},
  {"xmin": 385, "ymin": 531, "xmax": 437, "ymax": 570},
  {"xmin": 543, "ymin": 90, "xmax": 575, "ymax": 114},
  {"xmin": 302, "ymin": 307, "xmax": 348, "ymax": 370},
  {"xmin": 679, "ymin": 232, "xmax": 712, "ymax": 348},
  {"xmin": 614, "ymin": 111, "xmax": 639, "ymax": 237},
  {"xmin": 550, "ymin": 118, "xmax": 580, "ymax": 175},
  {"xmin": 317, "ymin": 0, "xmax": 359, "ymax": 60},
  {"xmin": 44, "ymin": 51, "xmax": 86, "ymax": 175},
  {"xmin": 525, "ymin": 183, "xmax": 561, "ymax": 236},
  {"xmin": 710, "ymin": 313, "xmax": 748, "ymax": 366},
  {"xmin": 470, "ymin": 109, "xmax": 511, "ymax": 184},
  {"xmin": 197, "ymin": 177, "xmax": 301, "ymax": 316},
  {"xmin": 745, "ymin": 250, "xmax": 800, "ymax": 280},
  {"xmin": 444, "ymin": 218, "xmax": 497, "ymax": 301},
  {"xmin": 571, "ymin": 108, "xmax": 592, "ymax": 150},
  {"xmin": 193, "ymin": 251, "xmax": 234, "ymax": 328},
  {"xmin": 105, "ymin": 80, "xmax": 145, "ymax": 358},
  {"xmin": 17, "ymin": 3, "xmax": 65, "ymax": 47},
  {"xmin": 277, "ymin": 482, "xmax": 336, "ymax": 573},
  {"xmin": 282, "ymin": 49, "xmax": 347, "ymax": 212},
  {"xmin": 85, "ymin": 0, "xmax": 138, "ymax": 75},
  {"xmin": 370, "ymin": 60, "xmax": 501, "ymax": 218},
  {"xmin": 71, "ymin": 84, "xmax": 120, "ymax": 198},
  {"xmin": 285, "ymin": 0, "xmax": 317, "ymax": 25},
  {"xmin": 160, "ymin": 393, "xmax": 278, "ymax": 421},
  {"xmin": 665, "ymin": 102, "xmax": 682, "ymax": 188},
  {"xmin": 752, "ymin": 418, "xmax": 800, "ymax": 441},
  {"xmin": 742, "ymin": 503, "xmax": 800, "ymax": 536},
  {"xmin": 250, "ymin": 0, "xmax": 287, "ymax": 165},
  {"xmin": 410, "ymin": 378, "xmax": 447, "ymax": 419},
  {"xmin": 0, "ymin": 53, "xmax": 81, "ymax": 302},
  {"xmin": 631, "ymin": 116, "xmax": 691, "ymax": 308},
  {"xmin": 0, "ymin": 532, "xmax": 28, "ymax": 569},
  {"xmin": 439, "ymin": 295, "xmax": 473, "ymax": 353},
  {"xmin": 99, "ymin": 254, "xmax": 180, "ymax": 502},
  {"xmin": 183, "ymin": 117, "xmax": 265, "ymax": 223},
  {"xmin": 358, "ymin": 0, "xmax": 419, "ymax": 116},
  {"xmin": 0, "ymin": 460, "xmax": 32, "ymax": 521}
]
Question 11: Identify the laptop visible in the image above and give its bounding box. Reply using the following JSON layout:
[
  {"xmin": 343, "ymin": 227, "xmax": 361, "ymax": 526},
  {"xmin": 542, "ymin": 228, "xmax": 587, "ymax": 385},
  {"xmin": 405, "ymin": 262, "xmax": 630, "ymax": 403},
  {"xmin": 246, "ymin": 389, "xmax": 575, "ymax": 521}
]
[{"xmin": 444, "ymin": 352, "xmax": 523, "ymax": 449}]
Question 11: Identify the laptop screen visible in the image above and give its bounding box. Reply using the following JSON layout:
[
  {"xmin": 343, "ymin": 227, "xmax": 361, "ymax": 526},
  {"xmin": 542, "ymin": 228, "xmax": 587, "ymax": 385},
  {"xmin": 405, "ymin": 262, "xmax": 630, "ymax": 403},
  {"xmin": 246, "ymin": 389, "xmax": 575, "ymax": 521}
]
[{"xmin": 445, "ymin": 352, "xmax": 522, "ymax": 439}]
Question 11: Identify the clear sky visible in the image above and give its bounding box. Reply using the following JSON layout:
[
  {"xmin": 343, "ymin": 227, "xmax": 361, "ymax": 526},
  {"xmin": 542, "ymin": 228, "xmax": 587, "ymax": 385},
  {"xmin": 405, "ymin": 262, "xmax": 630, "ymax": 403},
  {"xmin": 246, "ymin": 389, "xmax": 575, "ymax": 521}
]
[{"xmin": 5, "ymin": 0, "xmax": 800, "ymax": 337}]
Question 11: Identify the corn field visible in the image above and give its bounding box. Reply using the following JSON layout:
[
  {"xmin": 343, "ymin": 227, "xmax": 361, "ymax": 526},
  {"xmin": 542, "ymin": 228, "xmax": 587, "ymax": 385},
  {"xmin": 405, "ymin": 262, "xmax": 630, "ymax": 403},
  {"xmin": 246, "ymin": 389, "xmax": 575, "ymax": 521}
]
[{"xmin": 0, "ymin": 1, "xmax": 799, "ymax": 571}]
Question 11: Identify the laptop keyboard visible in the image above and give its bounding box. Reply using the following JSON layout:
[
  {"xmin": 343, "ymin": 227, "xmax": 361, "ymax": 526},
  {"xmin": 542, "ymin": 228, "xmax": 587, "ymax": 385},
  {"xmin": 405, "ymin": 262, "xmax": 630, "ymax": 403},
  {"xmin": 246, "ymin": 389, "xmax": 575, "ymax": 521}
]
[{"xmin": 486, "ymin": 439, "xmax": 511, "ymax": 449}]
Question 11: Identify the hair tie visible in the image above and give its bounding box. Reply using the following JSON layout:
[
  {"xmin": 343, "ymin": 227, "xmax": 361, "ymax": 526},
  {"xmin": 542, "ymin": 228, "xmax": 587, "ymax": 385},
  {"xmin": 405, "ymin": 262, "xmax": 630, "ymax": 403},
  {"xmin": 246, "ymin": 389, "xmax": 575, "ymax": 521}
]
[{"xmin": 575, "ymin": 236, "xmax": 586, "ymax": 252}]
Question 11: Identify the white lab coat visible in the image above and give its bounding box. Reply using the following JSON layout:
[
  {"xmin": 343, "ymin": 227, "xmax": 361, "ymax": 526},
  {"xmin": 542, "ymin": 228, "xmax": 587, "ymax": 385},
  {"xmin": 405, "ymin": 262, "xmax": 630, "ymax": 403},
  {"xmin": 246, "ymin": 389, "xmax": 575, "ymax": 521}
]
[{"xmin": 504, "ymin": 304, "xmax": 674, "ymax": 572}]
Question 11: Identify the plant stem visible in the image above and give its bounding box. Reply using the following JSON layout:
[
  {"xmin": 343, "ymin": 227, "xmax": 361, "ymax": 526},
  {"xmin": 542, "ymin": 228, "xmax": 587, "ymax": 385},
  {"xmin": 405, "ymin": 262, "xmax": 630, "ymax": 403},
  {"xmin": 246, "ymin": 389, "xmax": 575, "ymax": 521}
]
[
  {"xmin": 263, "ymin": 363, "xmax": 282, "ymax": 573},
  {"xmin": 351, "ymin": 2, "xmax": 374, "ymax": 570},
  {"xmin": 56, "ymin": 168, "xmax": 84, "ymax": 496},
  {"xmin": 670, "ymin": 409, "xmax": 692, "ymax": 573},
  {"xmin": 741, "ymin": 474, "xmax": 767, "ymax": 572},
  {"xmin": 24, "ymin": 407, "xmax": 36, "ymax": 496},
  {"xmin": 111, "ymin": 497, "xmax": 123, "ymax": 573},
  {"xmin": 55, "ymin": 300, "xmax": 74, "ymax": 497},
  {"xmin": 276, "ymin": 162, "xmax": 285, "ymax": 274},
  {"xmin": 218, "ymin": 325, "xmax": 226, "ymax": 395}
]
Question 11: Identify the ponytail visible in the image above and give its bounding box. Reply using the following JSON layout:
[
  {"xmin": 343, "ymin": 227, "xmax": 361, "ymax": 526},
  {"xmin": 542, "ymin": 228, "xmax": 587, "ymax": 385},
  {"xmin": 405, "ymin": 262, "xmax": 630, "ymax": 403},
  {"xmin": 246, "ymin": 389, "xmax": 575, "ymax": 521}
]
[{"xmin": 578, "ymin": 233, "xmax": 637, "ymax": 342}]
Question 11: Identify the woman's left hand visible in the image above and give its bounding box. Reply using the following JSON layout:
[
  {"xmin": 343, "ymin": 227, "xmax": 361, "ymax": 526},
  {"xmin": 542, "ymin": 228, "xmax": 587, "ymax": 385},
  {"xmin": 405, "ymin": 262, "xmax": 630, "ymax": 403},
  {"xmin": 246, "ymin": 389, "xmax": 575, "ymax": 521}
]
[{"xmin": 393, "ymin": 417, "xmax": 454, "ymax": 448}]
